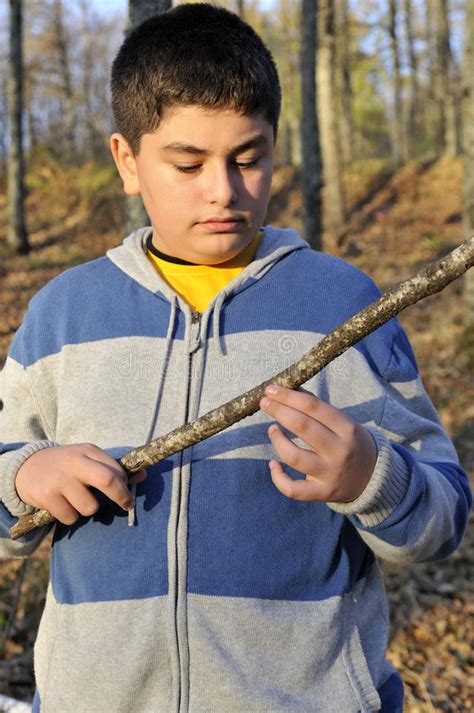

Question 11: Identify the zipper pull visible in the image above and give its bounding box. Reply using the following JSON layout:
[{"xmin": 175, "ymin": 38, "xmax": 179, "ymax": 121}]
[{"xmin": 189, "ymin": 310, "xmax": 202, "ymax": 353}]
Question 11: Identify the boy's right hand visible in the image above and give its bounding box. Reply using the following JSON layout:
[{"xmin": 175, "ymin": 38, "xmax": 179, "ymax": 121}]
[{"xmin": 15, "ymin": 444, "xmax": 147, "ymax": 525}]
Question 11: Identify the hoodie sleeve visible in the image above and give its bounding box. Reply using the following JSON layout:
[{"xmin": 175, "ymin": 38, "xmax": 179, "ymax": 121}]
[
  {"xmin": 0, "ymin": 321, "xmax": 58, "ymax": 558},
  {"xmin": 327, "ymin": 321, "xmax": 472, "ymax": 564}
]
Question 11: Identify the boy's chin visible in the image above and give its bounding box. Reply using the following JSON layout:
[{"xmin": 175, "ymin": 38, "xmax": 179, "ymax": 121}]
[{"xmin": 197, "ymin": 235, "xmax": 256, "ymax": 265}]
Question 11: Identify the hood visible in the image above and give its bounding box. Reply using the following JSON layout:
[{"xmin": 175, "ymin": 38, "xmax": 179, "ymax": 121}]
[
  {"xmin": 106, "ymin": 224, "xmax": 309, "ymax": 359},
  {"xmin": 106, "ymin": 225, "xmax": 309, "ymax": 307}
]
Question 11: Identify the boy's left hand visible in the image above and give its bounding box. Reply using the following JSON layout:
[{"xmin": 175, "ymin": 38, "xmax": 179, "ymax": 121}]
[{"xmin": 259, "ymin": 384, "xmax": 377, "ymax": 503}]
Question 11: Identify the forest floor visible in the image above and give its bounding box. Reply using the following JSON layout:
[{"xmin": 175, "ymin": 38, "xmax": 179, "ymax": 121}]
[{"xmin": 0, "ymin": 153, "xmax": 473, "ymax": 711}]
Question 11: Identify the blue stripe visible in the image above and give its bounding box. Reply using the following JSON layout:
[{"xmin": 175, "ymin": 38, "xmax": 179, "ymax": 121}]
[
  {"xmin": 50, "ymin": 455, "xmax": 174, "ymax": 604},
  {"xmin": 10, "ymin": 259, "xmax": 178, "ymax": 367},
  {"xmin": 0, "ymin": 441, "xmax": 28, "ymax": 454},
  {"xmin": 213, "ymin": 250, "xmax": 403, "ymax": 380},
  {"xmin": 187, "ymin": 456, "xmax": 372, "ymax": 600},
  {"xmin": 378, "ymin": 671, "xmax": 404, "ymax": 712},
  {"xmin": 32, "ymin": 688, "xmax": 40, "ymax": 712},
  {"xmin": 10, "ymin": 249, "xmax": 407, "ymax": 386},
  {"xmin": 351, "ymin": 446, "xmax": 471, "ymax": 559}
]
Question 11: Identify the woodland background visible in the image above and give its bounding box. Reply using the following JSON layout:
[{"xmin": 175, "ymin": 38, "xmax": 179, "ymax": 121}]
[{"xmin": 0, "ymin": 0, "xmax": 473, "ymax": 711}]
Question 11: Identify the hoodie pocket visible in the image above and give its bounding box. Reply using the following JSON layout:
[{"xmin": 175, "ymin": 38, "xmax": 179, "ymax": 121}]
[{"xmin": 341, "ymin": 592, "xmax": 382, "ymax": 713}]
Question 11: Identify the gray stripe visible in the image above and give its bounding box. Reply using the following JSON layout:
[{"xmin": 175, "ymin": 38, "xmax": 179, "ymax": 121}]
[
  {"xmin": 186, "ymin": 567, "xmax": 388, "ymax": 712},
  {"xmin": 33, "ymin": 569, "xmax": 391, "ymax": 713},
  {"xmin": 35, "ymin": 588, "xmax": 173, "ymax": 713}
]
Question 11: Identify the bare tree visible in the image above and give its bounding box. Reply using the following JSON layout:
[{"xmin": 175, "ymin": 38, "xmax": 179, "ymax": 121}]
[
  {"xmin": 462, "ymin": 0, "xmax": 474, "ymax": 324},
  {"xmin": 129, "ymin": 0, "xmax": 170, "ymax": 26},
  {"xmin": 235, "ymin": 0, "xmax": 245, "ymax": 19},
  {"xmin": 275, "ymin": 0, "xmax": 302, "ymax": 166},
  {"xmin": 0, "ymin": 71, "xmax": 8, "ymax": 173},
  {"xmin": 300, "ymin": 0, "xmax": 323, "ymax": 250},
  {"xmin": 80, "ymin": 2, "xmax": 95, "ymax": 161},
  {"xmin": 53, "ymin": 0, "xmax": 75, "ymax": 157},
  {"xmin": 335, "ymin": 0, "xmax": 354, "ymax": 165},
  {"xmin": 388, "ymin": 0, "xmax": 404, "ymax": 166},
  {"xmin": 317, "ymin": 0, "xmax": 345, "ymax": 237},
  {"xmin": 7, "ymin": 0, "xmax": 29, "ymax": 254},
  {"xmin": 125, "ymin": 0, "xmax": 172, "ymax": 233},
  {"xmin": 431, "ymin": 0, "xmax": 461, "ymax": 156},
  {"xmin": 403, "ymin": 0, "xmax": 419, "ymax": 158}
]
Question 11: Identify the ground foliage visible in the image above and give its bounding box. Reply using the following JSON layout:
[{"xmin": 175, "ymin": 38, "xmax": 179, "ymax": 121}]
[{"xmin": 0, "ymin": 154, "xmax": 473, "ymax": 710}]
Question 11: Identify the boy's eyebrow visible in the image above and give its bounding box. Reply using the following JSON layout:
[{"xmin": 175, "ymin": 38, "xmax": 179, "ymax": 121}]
[{"xmin": 162, "ymin": 134, "xmax": 269, "ymax": 155}]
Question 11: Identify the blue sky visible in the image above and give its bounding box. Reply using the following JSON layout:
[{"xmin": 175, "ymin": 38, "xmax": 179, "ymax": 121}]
[
  {"xmin": 90, "ymin": 0, "xmax": 276, "ymax": 20},
  {"xmin": 92, "ymin": 0, "xmax": 127, "ymax": 17}
]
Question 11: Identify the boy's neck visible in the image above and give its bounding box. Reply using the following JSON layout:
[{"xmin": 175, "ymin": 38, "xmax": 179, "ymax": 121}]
[
  {"xmin": 147, "ymin": 230, "xmax": 263, "ymax": 269},
  {"xmin": 146, "ymin": 236, "xmax": 199, "ymax": 266}
]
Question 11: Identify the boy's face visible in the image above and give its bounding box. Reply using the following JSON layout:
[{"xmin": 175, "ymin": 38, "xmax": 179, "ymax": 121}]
[{"xmin": 110, "ymin": 106, "xmax": 275, "ymax": 265}]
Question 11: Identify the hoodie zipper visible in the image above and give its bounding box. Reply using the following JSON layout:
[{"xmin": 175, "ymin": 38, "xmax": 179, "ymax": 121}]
[{"xmin": 175, "ymin": 309, "xmax": 202, "ymax": 712}]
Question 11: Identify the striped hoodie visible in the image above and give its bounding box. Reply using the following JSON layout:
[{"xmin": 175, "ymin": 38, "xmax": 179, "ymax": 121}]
[{"xmin": 0, "ymin": 227, "xmax": 471, "ymax": 713}]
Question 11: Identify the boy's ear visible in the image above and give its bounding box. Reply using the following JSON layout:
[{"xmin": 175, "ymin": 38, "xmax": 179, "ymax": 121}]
[{"xmin": 110, "ymin": 133, "xmax": 141, "ymax": 195}]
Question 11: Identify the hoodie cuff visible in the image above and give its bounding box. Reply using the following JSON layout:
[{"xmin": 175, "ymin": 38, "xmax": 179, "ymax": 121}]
[
  {"xmin": 326, "ymin": 428, "xmax": 411, "ymax": 527},
  {"xmin": 0, "ymin": 441, "xmax": 59, "ymax": 517}
]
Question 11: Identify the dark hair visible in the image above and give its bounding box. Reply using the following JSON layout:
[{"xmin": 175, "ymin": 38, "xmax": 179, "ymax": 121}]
[{"xmin": 111, "ymin": 3, "xmax": 281, "ymax": 155}]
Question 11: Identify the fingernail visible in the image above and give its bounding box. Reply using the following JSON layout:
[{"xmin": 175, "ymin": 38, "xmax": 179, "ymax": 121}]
[
  {"xmin": 261, "ymin": 397, "xmax": 271, "ymax": 408},
  {"xmin": 266, "ymin": 385, "xmax": 278, "ymax": 395},
  {"xmin": 268, "ymin": 425, "xmax": 278, "ymax": 435}
]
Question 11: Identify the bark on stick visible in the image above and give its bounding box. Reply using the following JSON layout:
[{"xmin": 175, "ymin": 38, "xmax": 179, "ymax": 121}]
[{"xmin": 9, "ymin": 237, "xmax": 474, "ymax": 540}]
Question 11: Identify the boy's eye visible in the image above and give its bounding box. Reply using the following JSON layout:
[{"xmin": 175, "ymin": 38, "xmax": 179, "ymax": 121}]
[
  {"xmin": 174, "ymin": 164, "xmax": 201, "ymax": 174},
  {"xmin": 173, "ymin": 158, "xmax": 260, "ymax": 174},
  {"xmin": 234, "ymin": 159, "xmax": 259, "ymax": 169}
]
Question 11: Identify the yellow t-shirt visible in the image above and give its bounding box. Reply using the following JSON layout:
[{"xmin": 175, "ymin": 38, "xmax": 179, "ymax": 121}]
[{"xmin": 147, "ymin": 231, "xmax": 263, "ymax": 313}]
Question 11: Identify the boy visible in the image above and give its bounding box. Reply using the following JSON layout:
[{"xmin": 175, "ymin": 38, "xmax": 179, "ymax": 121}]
[{"xmin": 0, "ymin": 4, "xmax": 471, "ymax": 712}]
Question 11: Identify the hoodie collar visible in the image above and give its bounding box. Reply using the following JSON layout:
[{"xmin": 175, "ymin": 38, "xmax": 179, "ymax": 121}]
[
  {"xmin": 106, "ymin": 225, "xmax": 309, "ymax": 355},
  {"xmin": 107, "ymin": 226, "xmax": 308, "ymax": 301}
]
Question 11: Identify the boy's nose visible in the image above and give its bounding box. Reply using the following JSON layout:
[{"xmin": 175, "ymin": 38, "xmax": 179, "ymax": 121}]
[{"xmin": 206, "ymin": 165, "xmax": 238, "ymax": 206}]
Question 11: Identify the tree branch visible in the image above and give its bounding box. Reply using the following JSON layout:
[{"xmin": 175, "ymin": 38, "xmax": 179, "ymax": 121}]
[{"xmin": 9, "ymin": 236, "xmax": 474, "ymax": 540}]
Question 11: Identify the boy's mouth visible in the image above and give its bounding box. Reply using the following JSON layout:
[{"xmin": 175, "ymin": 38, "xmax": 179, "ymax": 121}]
[{"xmin": 199, "ymin": 217, "xmax": 244, "ymax": 232}]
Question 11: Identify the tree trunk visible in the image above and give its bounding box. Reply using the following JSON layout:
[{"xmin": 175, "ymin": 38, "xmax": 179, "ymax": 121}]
[
  {"xmin": 335, "ymin": 0, "xmax": 354, "ymax": 165},
  {"xmin": 53, "ymin": 0, "xmax": 75, "ymax": 158},
  {"xmin": 0, "ymin": 71, "xmax": 7, "ymax": 173},
  {"xmin": 462, "ymin": 0, "xmax": 474, "ymax": 324},
  {"xmin": 403, "ymin": 0, "xmax": 419, "ymax": 159},
  {"xmin": 81, "ymin": 2, "xmax": 95, "ymax": 161},
  {"xmin": 388, "ymin": 0, "xmax": 404, "ymax": 166},
  {"xmin": 125, "ymin": 0, "xmax": 172, "ymax": 233},
  {"xmin": 317, "ymin": 0, "xmax": 345, "ymax": 237},
  {"xmin": 7, "ymin": 0, "xmax": 29, "ymax": 254},
  {"xmin": 432, "ymin": 0, "xmax": 461, "ymax": 157},
  {"xmin": 128, "ymin": 0, "xmax": 171, "ymax": 27},
  {"xmin": 425, "ymin": 0, "xmax": 442, "ymax": 152},
  {"xmin": 300, "ymin": 0, "xmax": 323, "ymax": 250},
  {"xmin": 235, "ymin": 0, "xmax": 245, "ymax": 19}
]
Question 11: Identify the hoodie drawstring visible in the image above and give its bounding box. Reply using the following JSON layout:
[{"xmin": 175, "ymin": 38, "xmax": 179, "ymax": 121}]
[
  {"xmin": 213, "ymin": 290, "xmax": 228, "ymax": 357},
  {"xmin": 129, "ymin": 295, "xmax": 178, "ymax": 527}
]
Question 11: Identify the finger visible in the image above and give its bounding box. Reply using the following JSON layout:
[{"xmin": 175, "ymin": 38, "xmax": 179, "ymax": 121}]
[
  {"xmin": 62, "ymin": 482, "xmax": 100, "ymax": 518},
  {"xmin": 268, "ymin": 424, "xmax": 324, "ymax": 476},
  {"xmin": 81, "ymin": 444, "xmax": 129, "ymax": 478},
  {"xmin": 262, "ymin": 384, "xmax": 355, "ymax": 438},
  {"xmin": 261, "ymin": 396, "xmax": 338, "ymax": 454},
  {"xmin": 128, "ymin": 469, "xmax": 148, "ymax": 485},
  {"xmin": 81, "ymin": 460, "xmax": 133, "ymax": 511},
  {"xmin": 268, "ymin": 460, "xmax": 326, "ymax": 502},
  {"xmin": 42, "ymin": 494, "xmax": 79, "ymax": 526}
]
